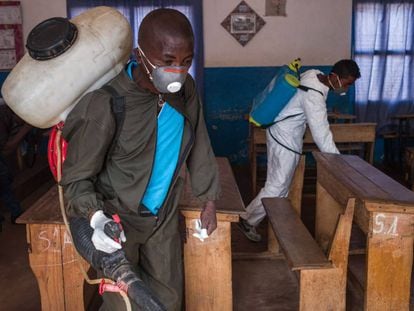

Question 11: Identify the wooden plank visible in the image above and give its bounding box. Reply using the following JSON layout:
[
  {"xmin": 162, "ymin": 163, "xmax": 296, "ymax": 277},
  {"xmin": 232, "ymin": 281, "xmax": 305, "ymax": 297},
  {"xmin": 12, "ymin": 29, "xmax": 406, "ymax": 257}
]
[
  {"xmin": 180, "ymin": 157, "xmax": 245, "ymax": 215},
  {"xmin": 314, "ymin": 153, "xmax": 392, "ymax": 201},
  {"xmin": 262, "ymin": 197, "xmax": 331, "ymax": 270},
  {"xmin": 314, "ymin": 152, "xmax": 414, "ymax": 206},
  {"xmin": 342, "ymin": 154, "xmax": 414, "ymax": 204},
  {"xmin": 327, "ymin": 198, "xmax": 355, "ymax": 297},
  {"xmin": 180, "ymin": 210, "xmax": 239, "ymax": 223},
  {"xmin": 253, "ymin": 123, "xmax": 377, "ymax": 145},
  {"xmin": 328, "ymin": 198, "xmax": 355, "ymax": 267},
  {"xmin": 288, "ymin": 155, "xmax": 305, "ymax": 215},
  {"xmin": 315, "ymin": 182, "xmax": 346, "ymax": 252},
  {"xmin": 60, "ymin": 225, "xmax": 91, "ymax": 311},
  {"xmin": 365, "ymin": 233, "xmax": 413, "ymax": 311},
  {"xmin": 184, "ymin": 217, "xmax": 232, "ymax": 311},
  {"xmin": 300, "ymin": 268, "xmax": 345, "ymax": 311},
  {"xmin": 18, "ymin": 186, "xmax": 63, "ymax": 224},
  {"xmin": 28, "ymin": 223, "xmax": 65, "ymax": 311},
  {"xmin": 303, "ymin": 123, "xmax": 376, "ymax": 144}
]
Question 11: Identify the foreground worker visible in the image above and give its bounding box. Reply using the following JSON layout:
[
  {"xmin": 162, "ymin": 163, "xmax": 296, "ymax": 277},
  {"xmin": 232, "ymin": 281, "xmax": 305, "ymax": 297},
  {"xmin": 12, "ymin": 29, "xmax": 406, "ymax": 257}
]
[
  {"xmin": 61, "ymin": 8, "xmax": 220, "ymax": 310},
  {"xmin": 239, "ymin": 59, "xmax": 361, "ymax": 242}
]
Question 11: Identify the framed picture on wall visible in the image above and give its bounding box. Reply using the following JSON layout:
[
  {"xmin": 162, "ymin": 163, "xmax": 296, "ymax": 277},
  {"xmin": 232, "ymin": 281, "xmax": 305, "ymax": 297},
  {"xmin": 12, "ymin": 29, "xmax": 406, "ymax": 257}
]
[
  {"xmin": 221, "ymin": 1, "xmax": 265, "ymax": 46},
  {"xmin": 230, "ymin": 13, "xmax": 256, "ymax": 34}
]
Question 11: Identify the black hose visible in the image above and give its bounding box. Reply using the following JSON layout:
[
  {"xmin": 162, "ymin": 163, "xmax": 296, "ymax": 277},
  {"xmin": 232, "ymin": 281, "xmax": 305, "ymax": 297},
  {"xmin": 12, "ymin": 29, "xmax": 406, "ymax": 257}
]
[{"xmin": 69, "ymin": 217, "xmax": 166, "ymax": 311}]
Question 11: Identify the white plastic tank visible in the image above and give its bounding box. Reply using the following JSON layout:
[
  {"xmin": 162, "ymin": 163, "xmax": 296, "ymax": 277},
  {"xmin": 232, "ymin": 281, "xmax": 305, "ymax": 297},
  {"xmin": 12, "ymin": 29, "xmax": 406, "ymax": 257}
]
[{"xmin": 1, "ymin": 6, "xmax": 133, "ymax": 129}]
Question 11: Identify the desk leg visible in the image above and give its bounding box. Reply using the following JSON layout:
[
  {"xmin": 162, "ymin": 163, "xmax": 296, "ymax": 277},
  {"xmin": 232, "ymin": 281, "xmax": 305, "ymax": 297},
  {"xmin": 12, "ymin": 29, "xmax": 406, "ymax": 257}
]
[
  {"xmin": 182, "ymin": 212, "xmax": 234, "ymax": 311},
  {"xmin": 60, "ymin": 225, "xmax": 91, "ymax": 311},
  {"xmin": 315, "ymin": 183, "xmax": 344, "ymax": 252},
  {"xmin": 27, "ymin": 224, "xmax": 91, "ymax": 311},
  {"xmin": 364, "ymin": 213, "xmax": 413, "ymax": 311},
  {"xmin": 28, "ymin": 223, "xmax": 66, "ymax": 311}
]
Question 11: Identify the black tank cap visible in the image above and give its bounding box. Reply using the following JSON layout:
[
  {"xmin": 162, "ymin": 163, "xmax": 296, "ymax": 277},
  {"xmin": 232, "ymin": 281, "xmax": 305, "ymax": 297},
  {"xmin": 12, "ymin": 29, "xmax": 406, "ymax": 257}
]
[{"xmin": 26, "ymin": 17, "xmax": 78, "ymax": 61}]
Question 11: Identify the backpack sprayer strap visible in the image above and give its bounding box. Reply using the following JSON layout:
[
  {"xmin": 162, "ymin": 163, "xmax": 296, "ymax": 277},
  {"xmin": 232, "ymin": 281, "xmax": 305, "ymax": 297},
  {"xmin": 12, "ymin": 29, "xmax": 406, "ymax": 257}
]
[
  {"xmin": 268, "ymin": 123, "xmax": 303, "ymax": 156},
  {"xmin": 297, "ymin": 85, "xmax": 324, "ymax": 96},
  {"xmin": 267, "ymin": 84, "xmax": 323, "ymax": 154},
  {"xmin": 101, "ymin": 84, "xmax": 126, "ymax": 161}
]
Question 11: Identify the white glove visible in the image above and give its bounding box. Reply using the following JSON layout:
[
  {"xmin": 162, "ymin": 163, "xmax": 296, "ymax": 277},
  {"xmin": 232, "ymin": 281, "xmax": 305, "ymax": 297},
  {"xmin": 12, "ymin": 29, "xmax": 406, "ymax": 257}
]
[
  {"xmin": 192, "ymin": 219, "xmax": 209, "ymax": 242},
  {"xmin": 90, "ymin": 210, "xmax": 126, "ymax": 253}
]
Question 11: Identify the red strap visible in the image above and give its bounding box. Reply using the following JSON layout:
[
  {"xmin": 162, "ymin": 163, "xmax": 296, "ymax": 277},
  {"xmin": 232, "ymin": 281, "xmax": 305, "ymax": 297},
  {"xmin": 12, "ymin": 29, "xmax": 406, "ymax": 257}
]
[{"xmin": 47, "ymin": 122, "xmax": 68, "ymax": 181}]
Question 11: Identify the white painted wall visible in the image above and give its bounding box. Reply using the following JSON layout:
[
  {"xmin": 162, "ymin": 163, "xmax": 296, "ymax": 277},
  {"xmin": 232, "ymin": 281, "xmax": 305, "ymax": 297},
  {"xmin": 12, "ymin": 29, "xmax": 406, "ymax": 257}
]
[
  {"xmin": 203, "ymin": 0, "xmax": 353, "ymax": 67},
  {"xmin": 17, "ymin": 0, "xmax": 352, "ymax": 67}
]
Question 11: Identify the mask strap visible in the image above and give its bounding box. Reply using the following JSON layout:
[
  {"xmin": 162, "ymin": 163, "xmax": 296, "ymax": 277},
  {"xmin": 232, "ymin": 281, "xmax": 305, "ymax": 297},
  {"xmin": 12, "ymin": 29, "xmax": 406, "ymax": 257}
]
[
  {"xmin": 335, "ymin": 74, "xmax": 343, "ymax": 88},
  {"xmin": 137, "ymin": 46, "xmax": 156, "ymax": 68},
  {"xmin": 327, "ymin": 74, "xmax": 336, "ymax": 89},
  {"xmin": 137, "ymin": 46, "xmax": 155, "ymax": 81}
]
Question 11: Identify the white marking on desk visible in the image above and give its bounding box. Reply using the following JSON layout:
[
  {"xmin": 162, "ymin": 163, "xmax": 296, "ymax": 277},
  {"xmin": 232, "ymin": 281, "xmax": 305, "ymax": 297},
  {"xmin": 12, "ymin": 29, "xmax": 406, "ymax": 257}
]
[
  {"xmin": 373, "ymin": 213, "xmax": 399, "ymax": 236},
  {"xmin": 38, "ymin": 228, "xmax": 61, "ymax": 253}
]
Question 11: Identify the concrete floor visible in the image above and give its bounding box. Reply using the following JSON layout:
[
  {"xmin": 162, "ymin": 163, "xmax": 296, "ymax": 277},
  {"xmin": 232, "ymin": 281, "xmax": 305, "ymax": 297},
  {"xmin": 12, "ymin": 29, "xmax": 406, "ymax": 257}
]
[{"xmin": 0, "ymin": 160, "xmax": 410, "ymax": 310}]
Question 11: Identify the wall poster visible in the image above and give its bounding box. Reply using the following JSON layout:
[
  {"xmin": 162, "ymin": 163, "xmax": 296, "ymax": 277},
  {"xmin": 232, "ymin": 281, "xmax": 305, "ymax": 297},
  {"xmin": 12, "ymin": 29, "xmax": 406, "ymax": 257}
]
[
  {"xmin": 221, "ymin": 1, "xmax": 266, "ymax": 47},
  {"xmin": 265, "ymin": 0, "xmax": 287, "ymax": 17},
  {"xmin": 0, "ymin": 1, "xmax": 23, "ymax": 70}
]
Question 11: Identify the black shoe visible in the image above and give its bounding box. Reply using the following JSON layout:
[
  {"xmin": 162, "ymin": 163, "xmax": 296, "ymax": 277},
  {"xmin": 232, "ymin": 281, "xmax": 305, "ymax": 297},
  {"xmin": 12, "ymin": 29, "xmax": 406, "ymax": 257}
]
[{"xmin": 237, "ymin": 219, "xmax": 262, "ymax": 242}]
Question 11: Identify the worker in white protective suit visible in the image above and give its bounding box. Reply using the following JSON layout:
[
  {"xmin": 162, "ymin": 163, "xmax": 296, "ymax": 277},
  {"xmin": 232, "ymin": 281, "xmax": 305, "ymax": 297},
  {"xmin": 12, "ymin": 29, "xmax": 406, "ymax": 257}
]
[{"xmin": 239, "ymin": 59, "xmax": 361, "ymax": 242}]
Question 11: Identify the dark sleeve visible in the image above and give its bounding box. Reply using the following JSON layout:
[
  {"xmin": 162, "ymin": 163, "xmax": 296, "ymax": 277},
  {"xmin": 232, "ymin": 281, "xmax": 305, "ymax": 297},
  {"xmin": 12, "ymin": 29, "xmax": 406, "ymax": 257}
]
[
  {"xmin": 60, "ymin": 91, "xmax": 115, "ymax": 218},
  {"xmin": 185, "ymin": 80, "xmax": 221, "ymax": 202}
]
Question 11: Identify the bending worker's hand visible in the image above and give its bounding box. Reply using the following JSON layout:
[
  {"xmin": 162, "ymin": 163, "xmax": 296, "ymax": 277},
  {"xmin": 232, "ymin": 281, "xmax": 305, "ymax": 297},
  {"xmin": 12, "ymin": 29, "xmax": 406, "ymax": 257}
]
[
  {"xmin": 200, "ymin": 200, "xmax": 217, "ymax": 235},
  {"xmin": 90, "ymin": 210, "xmax": 126, "ymax": 253}
]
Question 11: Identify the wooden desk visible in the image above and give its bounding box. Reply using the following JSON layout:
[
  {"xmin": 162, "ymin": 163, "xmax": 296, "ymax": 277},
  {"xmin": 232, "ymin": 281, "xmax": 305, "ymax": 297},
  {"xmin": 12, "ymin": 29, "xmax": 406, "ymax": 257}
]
[
  {"xmin": 328, "ymin": 112, "xmax": 357, "ymax": 123},
  {"xmin": 314, "ymin": 152, "xmax": 414, "ymax": 310},
  {"xmin": 17, "ymin": 187, "xmax": 92, "ymax": 311},
  {"xmin": 18, "ymin": 157, "xmax": 244, "ymax": 311},
  {"xmin": 391, "ymin": 114, "xmax": 414, "ymax": 167},
  {"xmin": 180, "ymin": 157, "xmax": 245, "ymax": 311},
  {"xmin": 250, "ymin": 123, "xmax": 377, "ymax": 195}
]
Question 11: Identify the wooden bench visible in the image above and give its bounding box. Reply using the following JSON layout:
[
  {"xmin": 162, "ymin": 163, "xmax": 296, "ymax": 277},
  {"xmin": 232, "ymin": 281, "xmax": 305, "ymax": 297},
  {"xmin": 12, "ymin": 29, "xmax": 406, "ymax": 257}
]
[
  {"xmin": 233, "ymin": 154, "xmax": 306, "ymax": 260},
  {"xmin": 262, "ymin": 196, "xmax": 355, "ymax": 310},
  {"xmin": 314, "ymin": 152, "xmax": 414, "ymax": 310},
  {"xmin": 17, "ymin": 157, "xmax": 245, "ymax": 311},
  {"xmin": 249, "ymin": 123, "xmax": 377, "ymax": 195}
]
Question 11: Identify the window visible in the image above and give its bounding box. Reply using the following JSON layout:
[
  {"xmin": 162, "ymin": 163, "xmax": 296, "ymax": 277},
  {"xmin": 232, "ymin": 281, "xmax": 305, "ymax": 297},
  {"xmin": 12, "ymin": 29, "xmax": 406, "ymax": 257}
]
[{"xmin": 353, "ymin": 1, "xmax": 414, "ymax": 130}]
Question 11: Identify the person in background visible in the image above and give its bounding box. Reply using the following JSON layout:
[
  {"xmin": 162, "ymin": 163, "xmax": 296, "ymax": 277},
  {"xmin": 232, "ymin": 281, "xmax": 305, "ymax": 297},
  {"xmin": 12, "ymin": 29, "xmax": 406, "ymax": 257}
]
[
  {"xmin": 60, "ymin": 8, "xmax": 220, "ymax": 310},
  {"xmin": 0, "ymin": 103, "xmax": 32, "ymax": 228},
  {"xmin": 239, "ymin": 59, "xmax": 361, "ymax": 242}
]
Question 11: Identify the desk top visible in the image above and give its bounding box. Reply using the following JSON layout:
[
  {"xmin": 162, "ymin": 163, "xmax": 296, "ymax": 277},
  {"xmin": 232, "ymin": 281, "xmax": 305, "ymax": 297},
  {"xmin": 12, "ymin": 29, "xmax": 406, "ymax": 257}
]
[
  {"xmin": 18, "ymin": 157, "xmax": 245, "ymax": 224},
  {"xmin": 391, "ymin": 114, "xmax": 414, "ymax": 120},
  {"xmin": 179, "ymin": 157, "xmax": 245, "ymax": 215},
  {"xmin": 314, "ymin": 152, "xmax": 414, "ymax": 212},
  {"xmin": 328, "ymin": 112, "xmax": 356, "ymax": 120}
]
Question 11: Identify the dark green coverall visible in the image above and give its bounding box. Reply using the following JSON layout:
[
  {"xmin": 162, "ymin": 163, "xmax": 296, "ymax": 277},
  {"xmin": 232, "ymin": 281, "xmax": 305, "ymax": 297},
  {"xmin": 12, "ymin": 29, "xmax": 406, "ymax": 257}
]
[{"xmin": 60, "ymin": 70, "xmax": 220, "ymax": 311}]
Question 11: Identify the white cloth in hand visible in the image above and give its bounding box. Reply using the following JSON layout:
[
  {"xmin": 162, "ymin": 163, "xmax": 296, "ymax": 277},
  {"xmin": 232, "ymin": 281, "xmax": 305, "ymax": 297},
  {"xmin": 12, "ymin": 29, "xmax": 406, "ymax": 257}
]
[
  {"xmin": 192, "ymin": 219, "xmax": 209, "ymax": 242},
  {"xmin": 90, "ymin": 210, "xmax": 126, "ymax": 253}
]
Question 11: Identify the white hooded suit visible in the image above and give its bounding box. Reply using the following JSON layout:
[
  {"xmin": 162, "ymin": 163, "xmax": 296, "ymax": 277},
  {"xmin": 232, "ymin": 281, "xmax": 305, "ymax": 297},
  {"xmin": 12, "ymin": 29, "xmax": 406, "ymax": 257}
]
[{"xmin": 243, "ymin": 69, "xmax": 340, "ymax": 227}]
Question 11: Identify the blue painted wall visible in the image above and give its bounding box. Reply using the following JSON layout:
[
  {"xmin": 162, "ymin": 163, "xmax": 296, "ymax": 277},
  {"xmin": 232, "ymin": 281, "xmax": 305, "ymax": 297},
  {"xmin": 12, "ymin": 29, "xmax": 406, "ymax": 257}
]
[
  {"xmin": 1, "ymin": 67, "xmax": 363, "ymax": 164},
  {"xmin": 204, "ymin": 66, "xmax": 356, "ymax": 164},
  {"xmin": 0, "ymin": 71, "xmax": 9, "ymax": 93}
]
